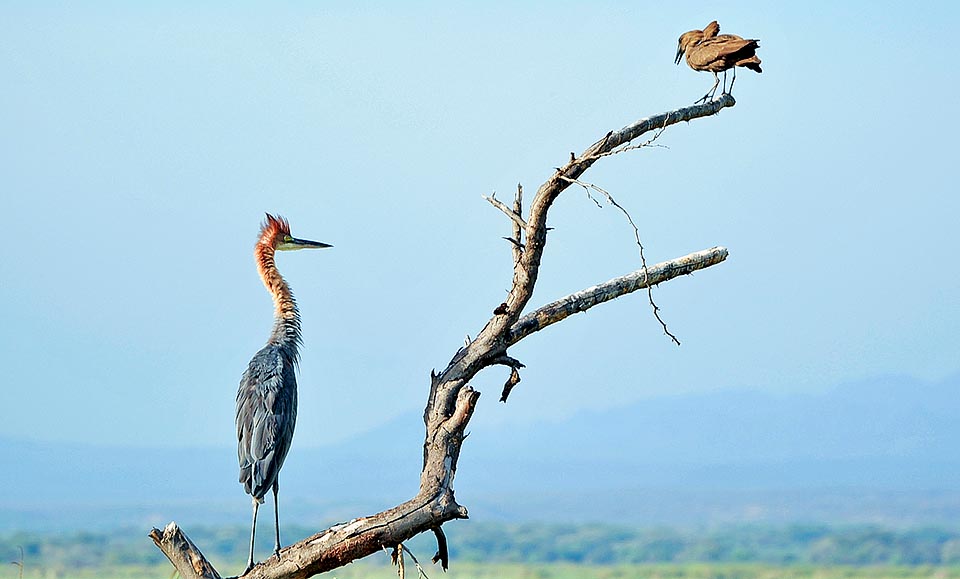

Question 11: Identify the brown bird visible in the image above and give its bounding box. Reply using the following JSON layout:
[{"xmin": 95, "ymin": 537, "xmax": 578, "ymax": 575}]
[{"xmin": 675, "ymin": 20, "xmax": 762, "ymax": 103}]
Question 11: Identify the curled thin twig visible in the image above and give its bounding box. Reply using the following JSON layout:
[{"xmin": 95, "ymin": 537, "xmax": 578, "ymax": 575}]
[{"xmin": 559, "ymin": 176, "xmax": 681, "ymax": 346}]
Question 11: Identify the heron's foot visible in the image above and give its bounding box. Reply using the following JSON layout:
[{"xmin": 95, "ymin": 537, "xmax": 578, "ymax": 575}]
[
  {"xmin": 273, "ymin": 546, "xmax": 282, "ymax": 561},
  {"xmin": 241, "ymin": 562, "xmax": 255, "ymax": 576}
]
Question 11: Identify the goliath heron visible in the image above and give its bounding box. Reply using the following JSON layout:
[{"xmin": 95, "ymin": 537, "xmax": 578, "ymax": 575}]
[
  {"xmin": 236, "ymin": 213, "xmax": 331, "ymax": 574},
  {"xmin": 675, "ymin": 20, "xmax": 762, "ymax": 103}
]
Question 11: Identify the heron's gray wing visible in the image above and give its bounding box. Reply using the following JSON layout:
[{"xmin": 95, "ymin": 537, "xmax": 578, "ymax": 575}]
[{"xmin": 236, "ymin": 345, "xmax": 298, "ymax": 499}]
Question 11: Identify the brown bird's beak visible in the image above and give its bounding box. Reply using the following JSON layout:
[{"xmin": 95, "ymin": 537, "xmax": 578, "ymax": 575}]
[{"xmin": 674, "ymin": 44, "xmax": 684, "ymax": 65}]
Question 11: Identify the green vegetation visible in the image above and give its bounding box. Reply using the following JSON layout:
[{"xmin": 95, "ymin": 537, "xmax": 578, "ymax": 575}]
[
  {"xmin": 5, "ymin": 563, "xmax": 960, "ymax": 579},
  {"xmin": 4, "ymin": 524, "xmax": 960, "ymax": 578},
  {"xmin": 439, "ymin": 523, "xmax": 960, "ymax": 566}
]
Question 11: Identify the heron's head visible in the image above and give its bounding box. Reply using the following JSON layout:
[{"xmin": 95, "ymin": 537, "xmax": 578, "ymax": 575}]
[
  {"xmin": 259, "ymin": 213, "xmax": 332, "ymax": 251},
  {"xmin": 675, "ymin": 30, "xmax": 704, "ymax": 64}
]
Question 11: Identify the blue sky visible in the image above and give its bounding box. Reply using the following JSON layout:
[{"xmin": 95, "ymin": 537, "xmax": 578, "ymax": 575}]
[{"xmin": 1, "ymin": 2, "xmax": 957, "ymax": 450}]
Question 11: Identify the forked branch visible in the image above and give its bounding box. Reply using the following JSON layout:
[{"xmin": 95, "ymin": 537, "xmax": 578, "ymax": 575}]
[{"xmin": 151, "ymin": 96, "xmax": 736, "ymax": 579}]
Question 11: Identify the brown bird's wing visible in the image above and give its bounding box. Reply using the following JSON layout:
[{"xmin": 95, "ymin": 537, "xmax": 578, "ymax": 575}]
[
  {"xmin": 714, "ymin": 35, "xmax": 761, "ymax": 72},
  {"xmin": 688, "ymin": 36, "xmax": 761, "ymax": 72}
]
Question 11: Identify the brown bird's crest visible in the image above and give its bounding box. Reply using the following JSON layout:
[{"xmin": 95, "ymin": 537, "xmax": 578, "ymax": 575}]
[
  {"xmin": 675, "ymin": 20, "xmax": 761, "ymax": 103},
  {"xmin": 702, "ymin": 20, "xmax": 720, "ymax": 38}
]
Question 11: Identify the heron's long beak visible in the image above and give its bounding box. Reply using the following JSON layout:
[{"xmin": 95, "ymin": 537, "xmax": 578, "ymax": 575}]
[
  {"xmin": 279, "ymin": 237, "xmax": 333, "ymax": 251},
  {"xmin": 674, "ymin": 44, "xmax": 684, "ymax": 65}
]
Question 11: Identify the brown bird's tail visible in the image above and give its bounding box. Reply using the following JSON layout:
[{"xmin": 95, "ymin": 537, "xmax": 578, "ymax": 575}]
[
  {"xmin": 740, "ymin": 56, "xmax": 762, "ymax": 73},
  {"xmin": 739, "ymin": 40, "xmax": 762, "ymax": 73}
]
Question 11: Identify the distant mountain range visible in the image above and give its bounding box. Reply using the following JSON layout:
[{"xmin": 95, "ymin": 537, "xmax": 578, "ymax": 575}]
[{"xmin": 4, "ymin": 372, "xmax": 959, "ymax": 531}]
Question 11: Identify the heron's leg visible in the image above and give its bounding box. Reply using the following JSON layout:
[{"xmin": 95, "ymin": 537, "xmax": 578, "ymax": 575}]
[
  {"xmin": 245, "ymin": 498, "xmax": 260, "ymax": 575},
  {"xmin": 273, "ymin": 480, "xmax": 282, "ymax": 558},
  {"xmin": 721, "ymin": 70, "xmax": 729, "ymax": 94},
  {"xmin": 729, "ymin": 67, "xmax": 738, "ymax": 93}
]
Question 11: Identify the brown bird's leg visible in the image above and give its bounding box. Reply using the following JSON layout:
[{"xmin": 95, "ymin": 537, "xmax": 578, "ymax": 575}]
[
  {"xmin": 697, "ymin": 72, "xmax": 721, "ymax": 103},
  {"xmin": 728, "ymin": 67, "xmax": 738, "ymax": 93},
  {"xmin": 272, "ymin": 480, "xmax": 282, "ymax": 559}
]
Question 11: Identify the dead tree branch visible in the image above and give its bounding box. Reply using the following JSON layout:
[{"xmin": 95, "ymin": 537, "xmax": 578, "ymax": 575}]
[
  {"xmin": 149, "ymin": 523, "xmax": 221, "ymax": 579},
  {"xmin": 151, "ymin": 95, "xmax": 735, "ymax": 579},
  {"xmin": 508, "ymin": 246, "xmax": 727, "ymax": 345},
  {"xmin": 483, "ymin": 192, "xmax": 528, "ymax": 230}
]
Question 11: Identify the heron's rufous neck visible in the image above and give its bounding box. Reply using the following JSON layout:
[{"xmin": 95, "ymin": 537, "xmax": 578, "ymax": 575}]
[{"xmin": 255, "ymin": 242, "xmax": 302, "ymax": 355}]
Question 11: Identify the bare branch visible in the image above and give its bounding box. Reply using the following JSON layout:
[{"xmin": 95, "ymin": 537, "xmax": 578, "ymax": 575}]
[
  {"xmin": 483, "ymin": 193, "xmax": 527, "ymax": 230},
  {"xmin": 585, "ymin": 95, "xmax": 734, "ymax": 160},
  {"xmin": 490, "ymin": 354, "xmax": 525, "ymax": 370},
  {"xmin": 390, "ymin": 543, "xmax": 403, "ymax": 579},
  {"xmin": 500, "ymin": 366, "xmax": 522, "ymax": 403},
  {"xmin": 511, "ymin": 184, "xmax": 524, "ymax": 266},
  {"xmin": 392, "ymin": 544, "xmax": 404, "ymax": 579},
  {"xmin": 586, "ymin": 113, "xmax": 671, "ymax": 161},
  {"xmin": 149, "ymin": 523, "xmax": 221, "ymax": 579},
  {"xmin": 430, "ymin": 526, "xmax": 449, "ymax": 571},
  {"xmin": 508, "ymin": 247, "xmax": 728, "ymax": 345},
  {"xmin": 464, "ymin": 96, "xmax": 736, "ymax": 364}
]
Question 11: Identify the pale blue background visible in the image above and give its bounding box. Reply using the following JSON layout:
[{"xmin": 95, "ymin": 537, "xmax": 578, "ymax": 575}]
[{"xmin": 1, "ymin": 2, "xmax": 956, "ymax": 455}]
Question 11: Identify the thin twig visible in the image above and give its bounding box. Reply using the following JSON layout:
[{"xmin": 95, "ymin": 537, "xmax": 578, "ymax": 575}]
[
  {"xmin": 401, "ymin": 544, "xmax": 431, "ymax": 579},
  {"xmin": 559, "ymin": 176, "xmax": 681, "ymax": 346},
  {"xmin": 10, "ymin": 546, "xmax": 23, "ymax": 579},
  {"xmin": 584, "ymin": 114, "xmax": 671, "ymax": 161},
  {"xmin": 389, "ymin": 544, "xmax": 405, "ymax": 579},
  {"xmin": 483, "ymin": 193, "xmax": 527, "ymax": 230},
  {"xmin": 511, "ymin": 184, "xmax": 524, "ymax": 267}
]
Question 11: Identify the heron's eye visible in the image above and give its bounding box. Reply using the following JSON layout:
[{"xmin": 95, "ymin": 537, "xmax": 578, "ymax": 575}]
[{"xmin": 283, "ymin": 235, "xmax": 293, "ymax": 242}]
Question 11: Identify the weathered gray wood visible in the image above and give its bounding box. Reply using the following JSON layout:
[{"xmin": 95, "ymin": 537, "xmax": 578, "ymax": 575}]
[
  {"xmin": 149, "ymin": 522, "xmax": 221, "ymax": 579},
  {"xmin": 151, "ymin": 96, "xmax": 735, "ymax": 579},
  {"xmin": 509, "ymin": 246, "xmax": 729, "ymax": 345}
]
